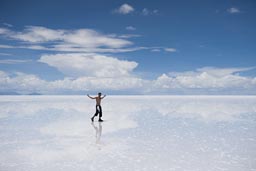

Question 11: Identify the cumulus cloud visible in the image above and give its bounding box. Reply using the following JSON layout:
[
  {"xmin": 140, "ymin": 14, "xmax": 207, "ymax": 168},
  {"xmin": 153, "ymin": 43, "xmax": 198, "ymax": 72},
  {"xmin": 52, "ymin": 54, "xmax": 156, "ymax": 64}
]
[
  {"xmin": 39, "ymin": 53, "xmax": 138, "ymax": 78},
  {"xmin": 0, "ymin": 71, "xmax": 47, "ymax": 93},
  {"xmin": 0, "ymin": 66, "xmax": 255, "ymax": 95},
  {"xmin": 227, "ymin": 7, "xmax": 240, "ymax": 14},
  {"xmin": 113, "ymin": 4, "xmax": 158, "ymax": 16},
  {"xmin": 0, "ymin": 70, "xmax": 146, "ymax": 94},
  {"xmin": 115, "ymin": 4, "xmax": 134, "ymax": 14},
  {"xmin": 153, "ymin": 67, "xmax": 256, "ymax": 91},
  {"xmin": 57, "ymin": 76, "xmax": 146, "ymax": 91},
  {"xmin": 0, "ymin": 53, "xmax": 143, "ymax": 94}
]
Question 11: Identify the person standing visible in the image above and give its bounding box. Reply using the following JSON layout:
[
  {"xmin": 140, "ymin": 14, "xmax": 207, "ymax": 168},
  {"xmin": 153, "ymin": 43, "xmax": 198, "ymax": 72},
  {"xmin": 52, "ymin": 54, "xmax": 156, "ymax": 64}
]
[{"xmin": 87, "ymin": 92, "xmax": 106, "ymax": 122}]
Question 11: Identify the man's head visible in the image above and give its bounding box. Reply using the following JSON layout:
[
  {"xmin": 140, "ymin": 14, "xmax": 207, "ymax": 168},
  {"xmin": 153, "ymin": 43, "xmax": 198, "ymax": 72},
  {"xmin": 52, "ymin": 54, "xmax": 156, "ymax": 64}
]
[{"xmin": 98, "ymin": 92, "xmax": 102, "ymax": 96}]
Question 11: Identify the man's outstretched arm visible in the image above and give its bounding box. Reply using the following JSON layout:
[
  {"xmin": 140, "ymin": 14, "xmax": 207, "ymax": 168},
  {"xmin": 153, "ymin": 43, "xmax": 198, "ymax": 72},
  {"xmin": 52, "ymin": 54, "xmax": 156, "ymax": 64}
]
[
  {"xmin": 87, "ymin": 94, "xmax": 96, "ymax": 99},
  {"xmin": 101, "ymin": 95, "xmax": 106, "ymax": 99}
]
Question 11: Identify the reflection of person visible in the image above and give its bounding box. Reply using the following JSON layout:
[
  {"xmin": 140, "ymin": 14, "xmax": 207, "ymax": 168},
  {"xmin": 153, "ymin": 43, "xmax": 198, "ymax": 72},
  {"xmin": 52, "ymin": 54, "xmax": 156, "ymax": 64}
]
[
  {"xmin": 91, "ymin": 122, "xmax": 102, "ymax": 144},
  {"xmin": 87, "ymin": 92, "xmax": 106, "ymax": 122}
]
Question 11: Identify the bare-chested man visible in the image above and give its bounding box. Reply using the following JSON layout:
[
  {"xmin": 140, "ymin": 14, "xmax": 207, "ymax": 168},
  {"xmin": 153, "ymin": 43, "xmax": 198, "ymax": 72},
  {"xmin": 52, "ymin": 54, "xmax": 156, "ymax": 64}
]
[{"xmin": 87, "ymin": 92, "xmax": 106, "ymax": 122}]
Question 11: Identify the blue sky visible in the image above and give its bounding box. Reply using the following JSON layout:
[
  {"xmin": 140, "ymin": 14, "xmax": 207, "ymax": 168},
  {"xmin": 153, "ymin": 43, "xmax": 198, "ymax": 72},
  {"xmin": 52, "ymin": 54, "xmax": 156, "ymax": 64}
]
[{"xmin": 0, "ymin": 0, "xmax": 256, "ymax": 94}]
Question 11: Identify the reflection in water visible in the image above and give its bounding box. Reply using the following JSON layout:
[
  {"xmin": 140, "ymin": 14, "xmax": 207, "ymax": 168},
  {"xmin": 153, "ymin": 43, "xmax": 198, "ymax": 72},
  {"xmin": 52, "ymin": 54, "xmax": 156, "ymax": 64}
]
[
  {"xmin": 0, "ymin": 96, "xmax": 256, "ymax": 171},
  {"xmin": 91, "ymin": 122, "xmax": 103, "ymax": 149}
]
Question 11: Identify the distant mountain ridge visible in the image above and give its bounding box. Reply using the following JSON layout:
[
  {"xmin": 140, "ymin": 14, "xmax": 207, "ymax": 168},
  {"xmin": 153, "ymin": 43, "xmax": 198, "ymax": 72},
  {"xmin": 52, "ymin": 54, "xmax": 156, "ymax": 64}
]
[
  {"xmin": 0, "ymin": 91, "xmax": 21, "ymax": 95},
  {"xmin": 28, "ymin": 92, "xmax": 42, "ymax": 95}
]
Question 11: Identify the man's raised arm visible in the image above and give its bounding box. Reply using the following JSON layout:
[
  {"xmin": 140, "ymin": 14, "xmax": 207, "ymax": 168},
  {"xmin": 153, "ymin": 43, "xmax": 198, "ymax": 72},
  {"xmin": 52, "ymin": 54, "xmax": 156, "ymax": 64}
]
[
  {"xmin": 101, "ymin": 95, "xmax": 106, "ymax": 99},
  {"xmin": 87, "ymin": 94, "xmax": 95, "ymax": 99}
]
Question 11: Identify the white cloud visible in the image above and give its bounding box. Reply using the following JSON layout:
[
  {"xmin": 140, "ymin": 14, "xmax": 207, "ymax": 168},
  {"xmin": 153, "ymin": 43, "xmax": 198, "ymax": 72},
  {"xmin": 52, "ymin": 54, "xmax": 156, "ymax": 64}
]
[
  {"xmin": 0, "ymin": 70, "xmax": 8, "ymax": 78},
  {"xmin": 39, "ymin": 53, "xmax": 138, "ymax": 78},
  {"xmin": 0, "ymin": 52, "xmax": 145, "ymax": 94},
  {"xmin": 0, "ymin": 43, "xmax": 145, "ymax": 53},
  {"xmin": 142, "ymin": 8, "xmax": 150, "ymax": 16},
  {"xmin": 49, "ymin": 46, "xmax": 145, "ymax": 53},
  {"xmin": 115, "ymin": 4, "xmax": 134, "ymax": 14},
  {"xmin": 0, "ymin": 70, "xmax": 146, "ymax": 94},
  {"xmin": 164, "ymin": 48, "xmax": 176, "ymax": 52},
  {"xmin": 0, "ymin": 28, "xmax": 10, "ymax": 34},
  {"xmin": 0, "ymin": 26, "xmax": 133, "ymax": 52},
  {"xmin": 2, "ymin": 23, "xmax": 13, "ymax": 27},
  {"xmin": 11, "ymin": 26, "xmax": 65, "ymax": 43},
  {"xmin": 142, "ymin": 8, "xmax": 159, "ymax": 16},
  {"xmin": 0, "ymin": 53, "xmax": 12, "ymax": 56},
  {"xmin": 0, "ymin": 63, "xmax": 255, "ymax": 94},
  {"xmin": 0, "ymin": 59, "xmax": 32, "ymax": 64},
  {"xmin": 151, "ymin": 49, "xmax": 161, "ymax": 52},
  {"xmin": 62, "ymin": 29, "xmax": 132, "ymax": 48},
  {"xmin": 153, "ymin": 10, "xmax": 158, "ymax": 14},
  {"xmin": 126, "ymin": 26, "xmax": 136, "ymax": 31},
  {"xmin": 0, "ymin": 71, "xmax": 47, "ymax": 93},
  {"xmin": 0, "ymin": 44, "xmax": 14, "ymax": 48},
  {"xmin": 154, "ymin": 67, "xmax": 256, "ymax": 90},
  {"xmin": 0, "ymin": 26, "xmax": 172, "ymax": 54},
  {"xmin": 51, "ymin": 76, "xmax": 146, "ymax": 91},
  {"xmin": 227, "ymin": 7, "xmax": 240, "ymax": 14},
  {"xmin": 118, "ymin": 34, "xmax": 141, "ymax": 38},
  {"xmin": 196, "ymin": 67, "xmax": 254, "ymax": 77},
  {"xmin": 22, "ymin": 45, "xmax": 48, "ymax": 50}
]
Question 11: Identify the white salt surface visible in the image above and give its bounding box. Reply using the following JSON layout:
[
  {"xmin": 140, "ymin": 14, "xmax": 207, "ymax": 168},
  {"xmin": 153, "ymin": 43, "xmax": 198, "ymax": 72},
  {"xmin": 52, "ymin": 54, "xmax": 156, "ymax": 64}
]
[{"xmin": 0, "ymin": 95, "xmax": 256, "ymax": 171}]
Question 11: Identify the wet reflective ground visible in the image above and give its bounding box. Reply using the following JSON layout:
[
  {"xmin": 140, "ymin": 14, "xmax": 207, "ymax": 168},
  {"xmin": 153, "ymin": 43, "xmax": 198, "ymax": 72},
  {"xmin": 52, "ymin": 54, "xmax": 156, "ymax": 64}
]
[{"xmin": 0, "ymin": 96, "xmax": 256, "ymax": 171}]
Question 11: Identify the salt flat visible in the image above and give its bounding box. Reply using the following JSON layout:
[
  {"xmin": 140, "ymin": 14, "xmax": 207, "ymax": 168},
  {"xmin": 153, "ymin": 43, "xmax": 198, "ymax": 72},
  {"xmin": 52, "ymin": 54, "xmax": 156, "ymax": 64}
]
[{"xmin": 0, "ymin": 96, "xmax": 256, "ymax": 171}]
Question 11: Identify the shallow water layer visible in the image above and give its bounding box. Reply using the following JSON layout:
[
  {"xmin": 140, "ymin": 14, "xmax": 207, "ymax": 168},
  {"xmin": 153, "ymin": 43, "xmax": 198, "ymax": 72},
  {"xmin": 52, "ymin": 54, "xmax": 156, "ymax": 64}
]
[{"xmin": 0, "ymin": 96, "xmax": 256, "ymax": 171}]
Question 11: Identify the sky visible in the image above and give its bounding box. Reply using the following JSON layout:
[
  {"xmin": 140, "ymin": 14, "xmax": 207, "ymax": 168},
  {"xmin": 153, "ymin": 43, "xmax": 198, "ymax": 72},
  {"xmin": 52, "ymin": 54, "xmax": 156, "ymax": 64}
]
[{"xmin": 0, "ymin": 0, "xmax": 256, "ymax": 95}]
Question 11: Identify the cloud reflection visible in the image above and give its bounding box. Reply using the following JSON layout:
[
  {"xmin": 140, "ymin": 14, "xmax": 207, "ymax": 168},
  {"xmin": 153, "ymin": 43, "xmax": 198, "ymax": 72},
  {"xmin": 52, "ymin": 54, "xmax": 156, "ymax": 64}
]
[{"xmin": 0, "ymin": 96, "xmax": 255, "ymax": 171}]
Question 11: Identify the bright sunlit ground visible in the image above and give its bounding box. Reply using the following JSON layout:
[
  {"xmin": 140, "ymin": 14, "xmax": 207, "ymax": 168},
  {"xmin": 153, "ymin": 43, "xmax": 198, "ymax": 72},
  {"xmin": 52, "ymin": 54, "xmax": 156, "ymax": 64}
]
[{"xmin": 0, "ymin": 95, "xmax": 256, "ymax": 171}]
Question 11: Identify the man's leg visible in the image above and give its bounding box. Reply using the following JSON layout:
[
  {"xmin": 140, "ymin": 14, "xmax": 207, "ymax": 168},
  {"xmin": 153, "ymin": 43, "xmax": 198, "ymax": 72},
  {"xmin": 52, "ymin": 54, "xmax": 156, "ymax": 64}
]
[
  {"xmin": 98, "ymin": 105, "xmax": 103, "ymax": 122},
  {"xmin": 91, "ymin": 106, "xmax": 99, "ymax": 122}
]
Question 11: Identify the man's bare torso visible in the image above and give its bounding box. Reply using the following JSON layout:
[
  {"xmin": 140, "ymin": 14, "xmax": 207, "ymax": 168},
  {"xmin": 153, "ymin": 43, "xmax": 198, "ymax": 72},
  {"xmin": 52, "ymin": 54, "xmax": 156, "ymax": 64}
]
[
  {"xmin": 95, "ymin": 96, "xmax": 102, "ymax": 106},
  {"xmin": 87, "ymin": 94, "xmax": 106, "ymax": 106}
]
